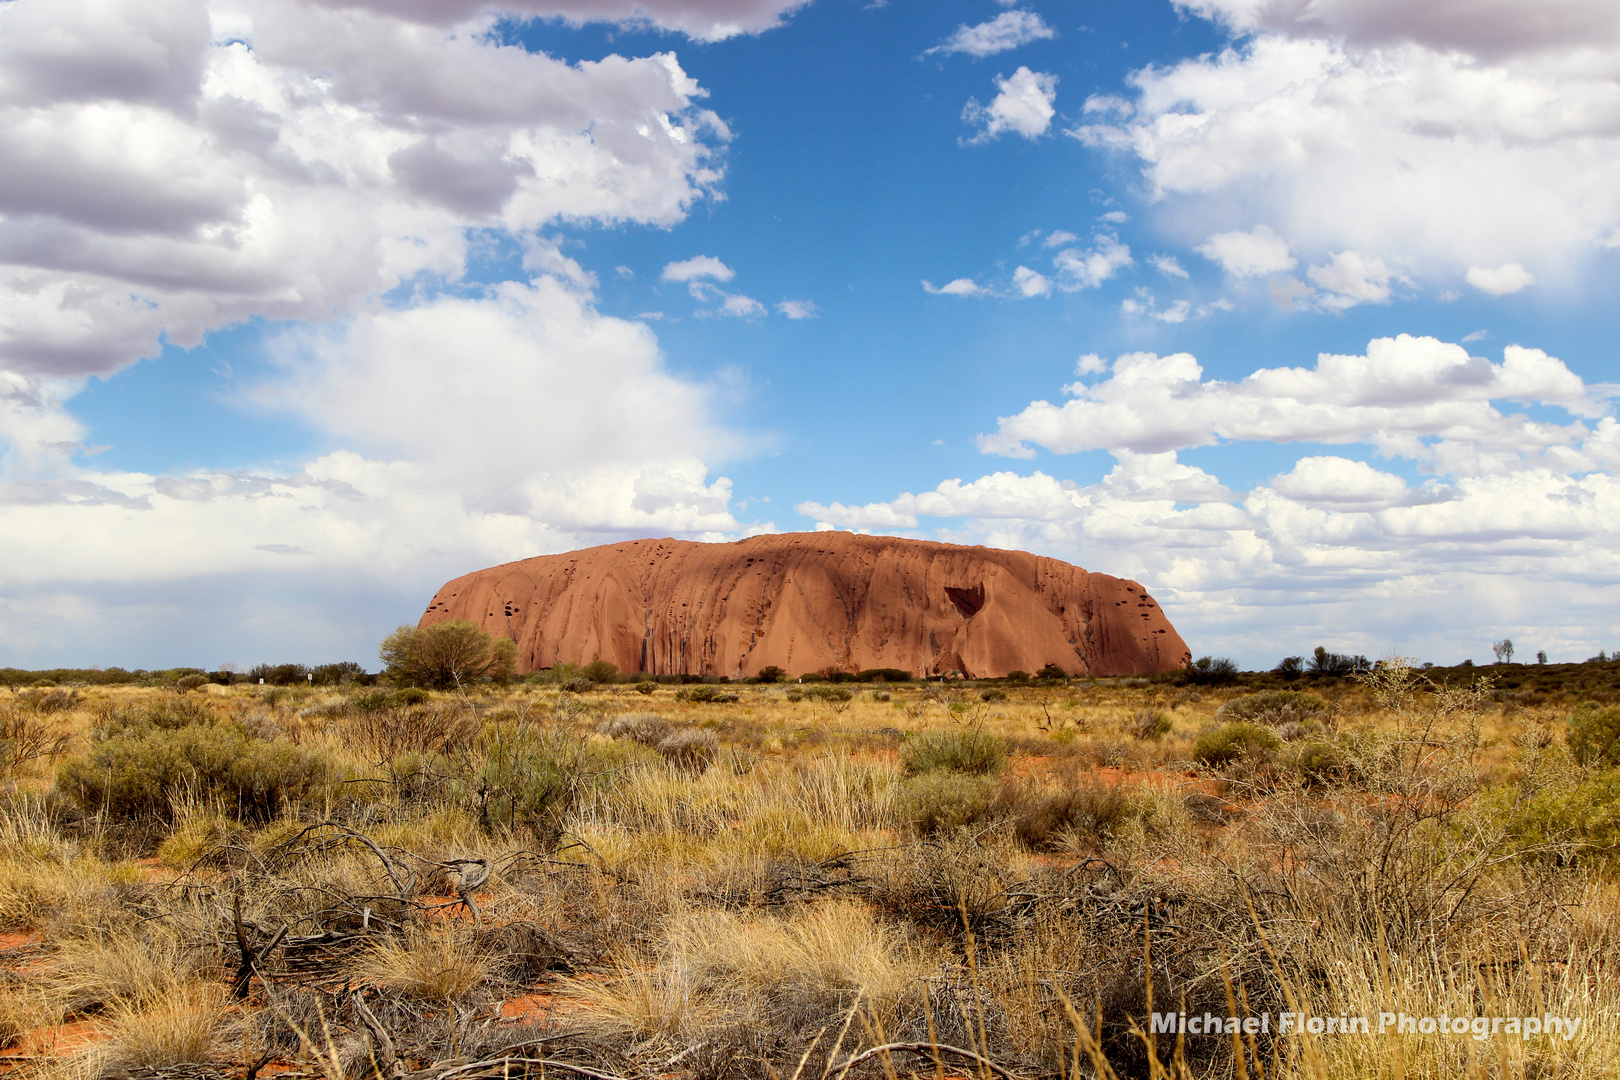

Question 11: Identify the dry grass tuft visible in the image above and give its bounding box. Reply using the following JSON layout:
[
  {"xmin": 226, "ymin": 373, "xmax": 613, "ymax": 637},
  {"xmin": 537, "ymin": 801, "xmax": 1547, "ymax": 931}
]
[
  {"xmin": 353, "ymin": 928, "xmax": 492, "ymax": 1002},
  {"xmin": 101, "ymin": 983, "xmax": 232, "ymax": 1073}
]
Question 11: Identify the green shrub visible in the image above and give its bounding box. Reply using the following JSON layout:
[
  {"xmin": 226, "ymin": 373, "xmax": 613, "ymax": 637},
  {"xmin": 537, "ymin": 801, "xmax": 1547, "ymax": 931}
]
[
  {"xmin": 1476, "ymin": 769, "xmax": 1620, "ymax": 863},
  {"xmin": 755, "ymin": 665, "xmax": 786, "ymax": 684},
  {"xmin": 1216, "ymin": 689, "xmax": 1328, "ymax": 726},
  {"xmin": 1037, "ymin": 664, "xmax": 1068, "ymax": 680},
  {"xmin": 980, "ymin": 688, "xmax": 1008, "ymax": 703},
  {"xmin": 1005, "ymin": 671, "xmax": 1031, "ymax": 682},
  {"xmin": 581, "ymin": 660, "xmax": 620, "ymax": 684},
  {"xmin": 856, "ymin": 668, "xmax": 913, "ymax": 683},
  {"xmin": 677, "ymin": 685, "xmax": 740, "ymax": 704},
  {"xmin": 1567, "ymin": 704, "xmax": 1620, "ymax": 768},
  {"xmin": 633, "ymin": 681, "xmax": 656, "ymax": 695},
  {"xmin": 893, "ymin": 772, "xmax": 996, "ymax": 834},
  {"xmin": 1192, "ymin": 722, "xmax": 1282, "ymax": 767},
  {"xmin": 462, "ymin": 723, "xmax": 586, "ymax": 834},
  {"xmin": 901, "ymin": 729, "xmax": 1008, "ymax": 776},
  {"xmin": 56, "ymin": 722, "xmax": 334, "ymax": 824},
  {"xmin": 1292, "ymin": 740, "xmax": 1347, "ymax": 783},
  {"xmin": 174, "ymin": 674, "xmax": 209, "ymax": 693}
]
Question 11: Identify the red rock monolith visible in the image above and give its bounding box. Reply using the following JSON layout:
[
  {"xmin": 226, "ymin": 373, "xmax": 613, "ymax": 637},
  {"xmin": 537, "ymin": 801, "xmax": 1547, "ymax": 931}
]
[{"xmin": 420, "ymin": 532, "xmax": 1190, "ymax": 678}]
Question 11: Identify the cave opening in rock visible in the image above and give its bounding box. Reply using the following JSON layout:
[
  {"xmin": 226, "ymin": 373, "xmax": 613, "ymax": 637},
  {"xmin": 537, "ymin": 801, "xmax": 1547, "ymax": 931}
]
[{"xmin": 945, "ymin": 584, "xmax": 984, "ymax": 618}]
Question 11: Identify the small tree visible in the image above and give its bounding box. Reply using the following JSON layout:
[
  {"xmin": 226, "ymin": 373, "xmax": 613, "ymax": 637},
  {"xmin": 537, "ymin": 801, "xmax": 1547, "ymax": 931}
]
[
  {"xmin": 379, "ymin": 620, "xmax": 517, "ymax": 690},
  {"xmin": 755, "ymin": 665, "xmax": 786, "ymax": 684},
  {"xmin": 1492, "ymin": 639, "xmax": 1515, "ymax": 664},
  {"xmin": 1274, "ymin": 656, "xmax": 1304, "ymax": 680},
  {"xmin": 1536, "ymin": 650, "xmax": 1548, "ymax": 664}
]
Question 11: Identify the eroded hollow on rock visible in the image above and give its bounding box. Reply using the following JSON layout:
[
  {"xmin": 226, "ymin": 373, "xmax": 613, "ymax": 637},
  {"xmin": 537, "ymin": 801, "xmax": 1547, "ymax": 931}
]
[{"xmin": 944, "ymin": 584, "xmax": 984, "ymax": 619}]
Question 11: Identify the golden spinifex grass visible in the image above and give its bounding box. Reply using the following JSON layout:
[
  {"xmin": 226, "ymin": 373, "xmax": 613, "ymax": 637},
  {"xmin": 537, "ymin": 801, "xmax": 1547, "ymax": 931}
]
[{"xmin": 0, "ymin": 662, "xmax": 1613, "ymax": 1078}]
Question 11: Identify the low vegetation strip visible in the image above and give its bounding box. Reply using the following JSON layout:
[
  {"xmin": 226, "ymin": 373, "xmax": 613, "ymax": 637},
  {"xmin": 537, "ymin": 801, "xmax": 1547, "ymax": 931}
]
[{"xmin": 0, "ymin": 653, "xmax": 1612, "ymax": 1078}]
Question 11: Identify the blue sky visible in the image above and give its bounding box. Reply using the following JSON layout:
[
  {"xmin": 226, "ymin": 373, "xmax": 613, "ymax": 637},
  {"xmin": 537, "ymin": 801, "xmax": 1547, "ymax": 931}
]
[{"xmin": 3, "ymin": 0, "xmax": 1619, "ymax": 670}]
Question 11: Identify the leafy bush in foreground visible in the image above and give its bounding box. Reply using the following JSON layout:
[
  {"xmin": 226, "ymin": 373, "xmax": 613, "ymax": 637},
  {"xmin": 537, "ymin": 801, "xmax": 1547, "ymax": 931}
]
[
  {"xmin": 1567, "ymin": 704, "xmax": 1620, "ymax": 768},
  {"xmin": 1193, "ymin": 721, "xmax": 1282, "ymax": 766},
  {"xmin": 57, "ymin": 722, "xmax": 334, "ymax": 824}
]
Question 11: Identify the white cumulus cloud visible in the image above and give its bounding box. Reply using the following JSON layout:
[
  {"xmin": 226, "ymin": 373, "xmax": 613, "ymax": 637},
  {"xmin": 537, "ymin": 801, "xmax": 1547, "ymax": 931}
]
[
  {"xmin": 1197, "ymin": 226, "xmax": 1296, "ymax": 277},
  {"xmin": 1467, "ymin": 262, "xmax": 1537, "ymax": 295},
  {"xmin": 979, "ymin": 334, "xmax": 1600, "ymax": 471},
  {"xmin": 1012, "ymin": 266, "xmax": 1052, "ymax": 297},
  {"xmin": 1052, "ymin": 234, "xmax": 1133, "ymax": 290},
  {"xmin": 928, "ymin": 9, "xmax": 1056, "ymax": 58},
  {"xmin": 662, "ymin": 255, "xmax": 736, "ymax": 283},
  {"xmin": 1074, "ymin": 8, "xmax": 1620, "ymax": 289},
  {"xmin": 0, "ymin": 0, "xmax": 731, "ymax": 384},
  {"xmin": 963, "ymin": 66, "xmax": 1058, "ymax": 141},
  {"xmin": 776, "ymin": 299, "xmax": 818, "ymax": 319},
  {"xmin": 923, "ymin": 278, "xmax": 986, "ymax": 296},
  {"xmin": 1307, "ymin": 250, "xmax": 1399, "ymax": 308}
]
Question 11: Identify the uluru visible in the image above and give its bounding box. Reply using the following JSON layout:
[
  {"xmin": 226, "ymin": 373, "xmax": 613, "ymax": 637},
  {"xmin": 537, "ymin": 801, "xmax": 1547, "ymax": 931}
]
[{"xmin": 419, "ymin": 532, "xmax": 1190, "ymax": 679}]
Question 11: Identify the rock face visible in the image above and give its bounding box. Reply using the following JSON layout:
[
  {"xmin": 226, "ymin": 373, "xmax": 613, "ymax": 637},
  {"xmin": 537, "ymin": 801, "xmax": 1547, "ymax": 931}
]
[{"xmin": 419, "ymin": 532, "xmax": 1190, "ymax": 678}]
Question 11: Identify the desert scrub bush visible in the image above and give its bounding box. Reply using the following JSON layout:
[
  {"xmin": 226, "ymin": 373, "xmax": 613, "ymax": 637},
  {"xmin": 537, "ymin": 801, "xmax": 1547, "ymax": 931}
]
[
  {"xmin": 980, "ymin": 687, "xmax": 1008, "ymax": 703},
  {"xmin": 1567, "ymin": 703, "xmax": 1620, "ymax": 768},
  {"xmin": 450, "ymin": 720, "xmax": 658, "ymax": 836},
  {"xmin": 1217, "ymin": 688, "xmax": 1329, "ymax": 726},
  {"xmin": 15, "ymin": 688, "xmax": 79, "ymax": 715},
  {"xmin": 1290, "ymin": 739, "xmax": 1349, "ymax": 784},
  {"xmin": 1193, "ymin": 720, "xmax": 1282, "ymax": 766},
  {"xmin": 676, "ymin": 684, "xmax": 739, "ymax": 703},
  {"xmin": 1473, "ymin": 769, "xmax": 1620, "ymax": 864},
  {"xmin": 0, "ymin": 705, "xmax": 71, "ymax": 775},
  {"xmin": 1128, "ymin": 708, "xmax": 1173, "ymax": 740},
  {"xmin": 656, "ymin": 727, "xmax": 719, "ymax": 773},
  {"xmin": 598, "ymin": 712, "xmax": 673, "ymax": 746},
  {"xmin": 893, "ymin": 771, "xmax": 996, "ymax": 833},
  {"xmin": 55, "ymin": 720, "xmax": 335, "ymax": 824},
  {"xmin": 93, "ymin": 693, "xmax": 216, "ymax": 733},
  {"xmin": 901, "ymin": 728, "xmax": 1008, "ymax": 775},
  {"xmin": 1009, "ymin": 779, "xmax": 1176, "ymax": 852},
  {"xmin": 351, "ymin": 687, "xmax": 429, "ymax": 711},
  {"xmin": 344, "ymin": 702, "xmax": 478, "ymax": 762}
]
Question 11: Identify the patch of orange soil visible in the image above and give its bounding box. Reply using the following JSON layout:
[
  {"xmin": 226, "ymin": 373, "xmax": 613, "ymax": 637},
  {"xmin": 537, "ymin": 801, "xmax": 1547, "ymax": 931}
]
[
  {"xmin": 416, "ymin": 894, "xmax": 497, "ymax": 923},
  {"xmin": 497, "ymin": 992, "xmax": 594, "ymax": 1023},
  {"xmin": 0, "ymin": 931, "xmax": 38, "ymax": 952},
  {"xmin": 0, "ymin": 1019, "xmax": 111, "ymax": 1059}
]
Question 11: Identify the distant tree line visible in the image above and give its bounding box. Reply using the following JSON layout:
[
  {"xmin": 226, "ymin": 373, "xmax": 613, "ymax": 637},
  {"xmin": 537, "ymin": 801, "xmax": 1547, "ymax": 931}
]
[{"xmin": 0, "ymin": 661, "xmax": 375, "ymax": 690}]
